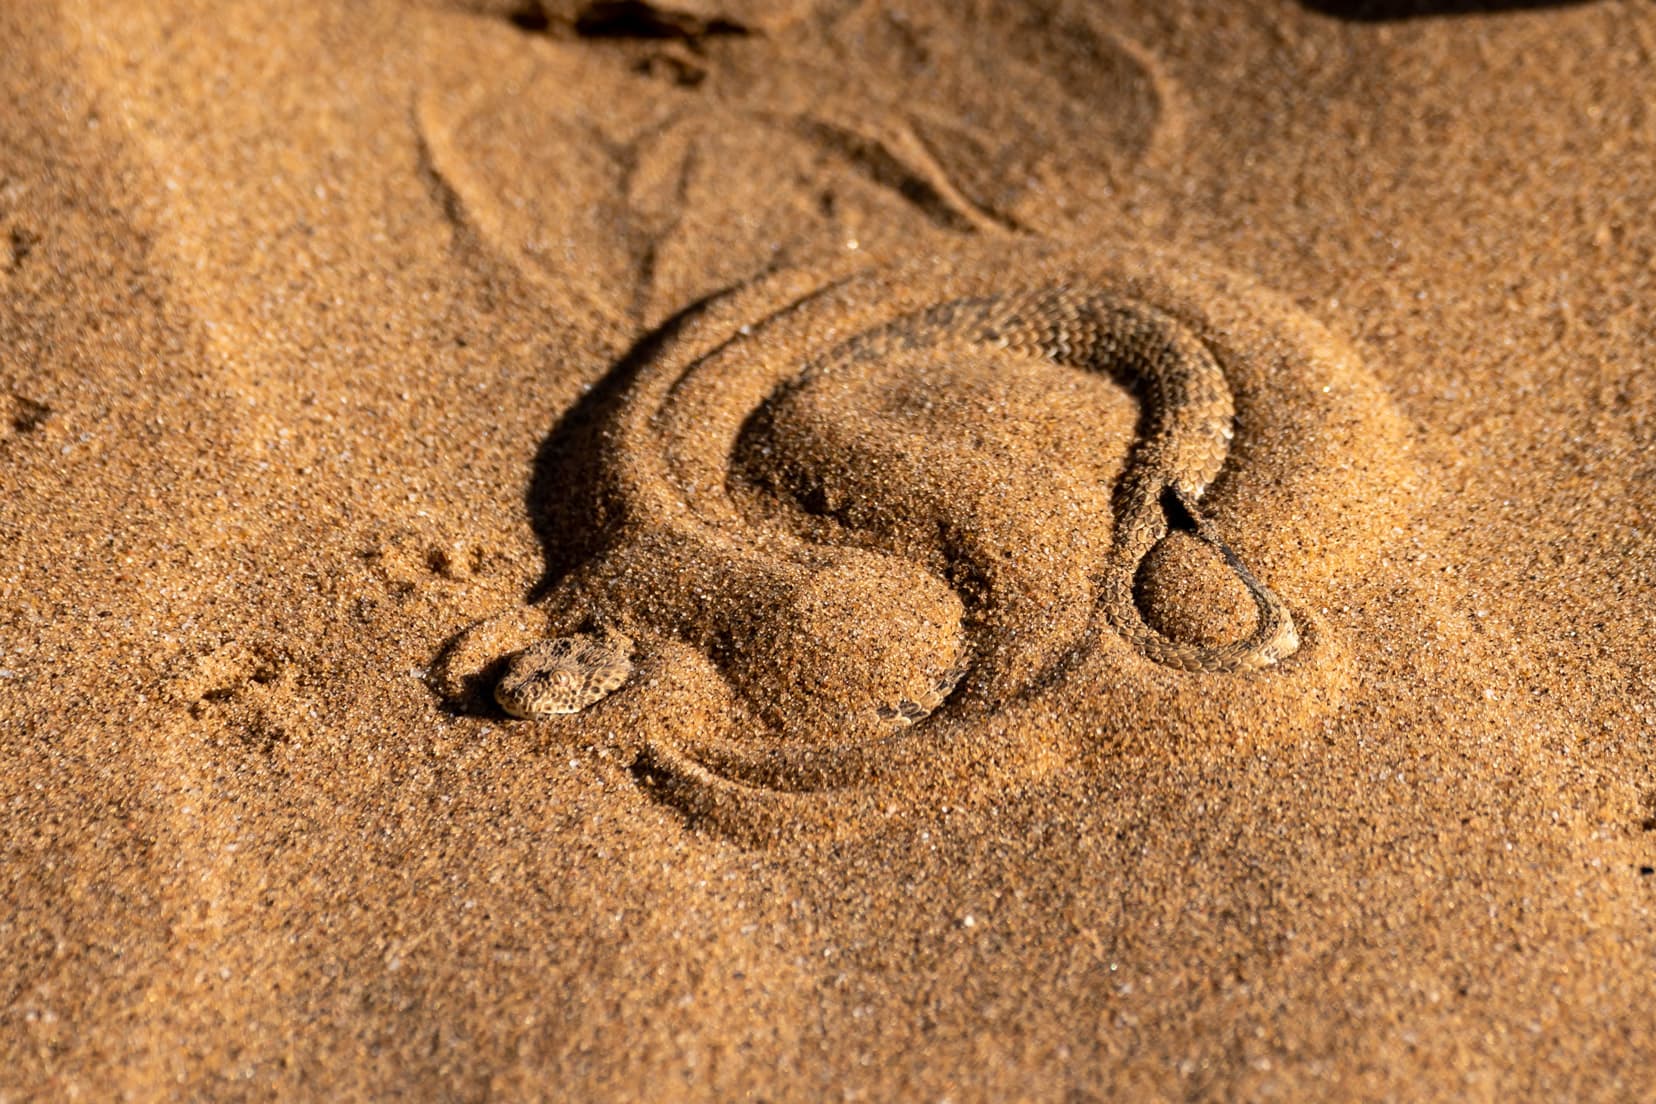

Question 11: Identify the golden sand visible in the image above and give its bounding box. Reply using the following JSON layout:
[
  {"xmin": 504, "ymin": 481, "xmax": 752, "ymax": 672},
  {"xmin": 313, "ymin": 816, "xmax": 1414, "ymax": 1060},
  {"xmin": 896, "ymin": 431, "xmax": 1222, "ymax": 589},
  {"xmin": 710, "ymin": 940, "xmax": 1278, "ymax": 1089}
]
[{"xmin": 3, "ymin": 0, "xmax": 1654, "ymax": 1097}]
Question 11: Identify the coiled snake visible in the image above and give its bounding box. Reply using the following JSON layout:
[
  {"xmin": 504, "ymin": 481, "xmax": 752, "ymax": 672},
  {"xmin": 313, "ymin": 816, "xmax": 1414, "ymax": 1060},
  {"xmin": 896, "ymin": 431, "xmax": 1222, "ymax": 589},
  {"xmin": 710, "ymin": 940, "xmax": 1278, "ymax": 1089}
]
[{"xmin": 495, "ymin": 276, "xmax": 1300, "ymax": 721}]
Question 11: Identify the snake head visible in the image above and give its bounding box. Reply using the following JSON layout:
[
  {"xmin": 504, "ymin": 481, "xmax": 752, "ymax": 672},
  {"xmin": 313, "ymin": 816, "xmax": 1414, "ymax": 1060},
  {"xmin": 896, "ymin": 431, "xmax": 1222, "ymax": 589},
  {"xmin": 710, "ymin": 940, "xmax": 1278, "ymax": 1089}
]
[{"xmin": 494, "ymin": 634, "xmax": 634, "ymax": 719}]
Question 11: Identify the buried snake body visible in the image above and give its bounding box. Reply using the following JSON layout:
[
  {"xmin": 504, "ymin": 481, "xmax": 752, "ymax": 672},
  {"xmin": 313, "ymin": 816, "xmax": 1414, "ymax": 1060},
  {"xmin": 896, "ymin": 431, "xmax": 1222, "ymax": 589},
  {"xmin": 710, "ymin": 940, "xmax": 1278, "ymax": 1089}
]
[{"xmin": 494, "ymin": 282, "xmax": 1300, "ymax": 722}]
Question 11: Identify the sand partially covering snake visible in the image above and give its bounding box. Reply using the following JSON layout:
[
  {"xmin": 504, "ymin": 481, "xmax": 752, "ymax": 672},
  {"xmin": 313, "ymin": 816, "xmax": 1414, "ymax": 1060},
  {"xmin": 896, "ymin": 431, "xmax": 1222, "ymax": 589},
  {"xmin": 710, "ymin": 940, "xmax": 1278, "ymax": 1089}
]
[
  {"xmin": 495, "ymin": 628, "xmax": 636, "ymax": 719},
  {"xmin": 495, "ymin": 275, "xmax": 1299, "ymax": 721}
]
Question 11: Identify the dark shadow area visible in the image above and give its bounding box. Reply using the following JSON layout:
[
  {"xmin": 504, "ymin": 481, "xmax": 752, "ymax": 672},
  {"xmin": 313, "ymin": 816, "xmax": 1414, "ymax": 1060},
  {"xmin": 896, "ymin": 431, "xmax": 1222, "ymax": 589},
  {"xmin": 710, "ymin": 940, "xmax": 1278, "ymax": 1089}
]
[
  {"xmin": 523, "ymin": 283, "xmax": 744, "ymax": 601},
  {"xmin": 1299, "ymin": 0, "xmax": 1595, "ymax": 18},
  {"xmin": 505, "ymin": 4, "xmax": 551, "ymax": 32},
  {"xmin": 574, "ymin": 1, "xmax": 750, "ymax": 39},
  {"xmin": 493, "ymin": 0, "xmax": 751, "ymax": 39},
  {"xmin": 626, "ymin": 747, "xmax": 704, "ymax": 815},
  {"xmin": 8, "ymin": 393, "xmax": 51, "ymax": 435},
  {"xmin": 427, "ymin": 645, "xmax": 516, "ymax": 718}
]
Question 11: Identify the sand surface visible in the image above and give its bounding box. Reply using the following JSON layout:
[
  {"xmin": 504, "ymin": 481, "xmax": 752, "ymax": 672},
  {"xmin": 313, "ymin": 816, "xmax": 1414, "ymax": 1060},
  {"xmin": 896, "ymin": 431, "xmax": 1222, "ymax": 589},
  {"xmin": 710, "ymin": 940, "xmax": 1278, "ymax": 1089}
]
[{"xmin": 3, "ymin": 0, "xmax": 1655, "ymax": 1098}]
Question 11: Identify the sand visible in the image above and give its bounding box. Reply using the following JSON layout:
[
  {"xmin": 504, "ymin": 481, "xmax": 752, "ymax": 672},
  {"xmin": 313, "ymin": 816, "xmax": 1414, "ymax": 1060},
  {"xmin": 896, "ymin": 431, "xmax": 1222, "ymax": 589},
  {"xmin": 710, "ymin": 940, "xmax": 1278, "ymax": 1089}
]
[{"xmin": 3, "ymin": 0, "xmax": 1654, "ymax": 1098}]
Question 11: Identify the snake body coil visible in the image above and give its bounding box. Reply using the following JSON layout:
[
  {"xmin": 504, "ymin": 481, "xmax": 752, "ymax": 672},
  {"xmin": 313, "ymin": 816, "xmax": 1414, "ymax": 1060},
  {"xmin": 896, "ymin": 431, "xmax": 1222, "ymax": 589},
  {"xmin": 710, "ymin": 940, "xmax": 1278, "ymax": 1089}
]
[
  {"xmin": 497, "ymin": 265, "xmax": 1302, "ymax": 721},
  {"xmin": 784, "ymin": 285, "xmax": 1299, "ymax": 674}
]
